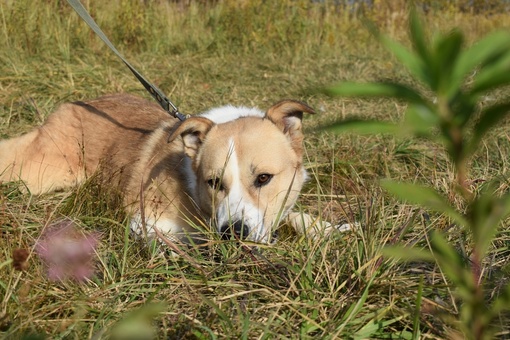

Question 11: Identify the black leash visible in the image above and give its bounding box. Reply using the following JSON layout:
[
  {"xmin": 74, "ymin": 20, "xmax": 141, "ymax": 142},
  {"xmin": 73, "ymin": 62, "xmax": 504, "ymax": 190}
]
[{"xmin": 66, "ymin": 0, "xmax": 187, "ymax": 121}]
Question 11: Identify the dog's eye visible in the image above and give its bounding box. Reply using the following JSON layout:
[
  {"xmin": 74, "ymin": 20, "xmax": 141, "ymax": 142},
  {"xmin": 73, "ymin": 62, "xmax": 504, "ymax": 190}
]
[
  {"xmin": 255, "ymin": 173, "xmax": 273, "ymax": 187},
  {"xmin": 207, "ymin": 178, "xmax": 224, "ymax": 191}
]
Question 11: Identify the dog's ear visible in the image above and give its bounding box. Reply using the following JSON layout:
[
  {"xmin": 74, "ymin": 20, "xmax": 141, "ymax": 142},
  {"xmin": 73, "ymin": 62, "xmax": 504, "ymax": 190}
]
[
  {"xmin": 168, "ymin": 117, "xmax": 215, "ymax": 158},
  {"xmin": 265, "ymin": 100, "xmax": 316, "ymax": 156}
]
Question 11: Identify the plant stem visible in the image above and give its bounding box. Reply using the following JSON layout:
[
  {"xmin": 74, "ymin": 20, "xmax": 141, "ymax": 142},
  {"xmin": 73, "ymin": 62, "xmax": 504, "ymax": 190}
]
[{"xmin": 456, "ymin": 157, "xmax": 473, "ymax": 201}]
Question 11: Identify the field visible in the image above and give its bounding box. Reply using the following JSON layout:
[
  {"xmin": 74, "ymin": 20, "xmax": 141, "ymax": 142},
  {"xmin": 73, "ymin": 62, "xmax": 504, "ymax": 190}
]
[{"xmin": 1, "ymin": 0, "xmax": 510, "ymax": 338}]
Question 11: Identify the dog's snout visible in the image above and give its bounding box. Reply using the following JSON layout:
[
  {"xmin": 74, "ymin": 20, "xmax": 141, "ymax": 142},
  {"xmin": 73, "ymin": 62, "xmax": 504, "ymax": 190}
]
[{"xmin": 220, "ymin": 220, "xmax": 250, "ymax": 240}]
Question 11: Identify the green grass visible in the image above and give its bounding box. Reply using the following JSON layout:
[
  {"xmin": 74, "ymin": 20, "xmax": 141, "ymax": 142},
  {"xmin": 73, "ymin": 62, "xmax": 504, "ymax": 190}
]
[{"xmin": 1, "ymin": 0, "xmax": 510, "ymax": 338}]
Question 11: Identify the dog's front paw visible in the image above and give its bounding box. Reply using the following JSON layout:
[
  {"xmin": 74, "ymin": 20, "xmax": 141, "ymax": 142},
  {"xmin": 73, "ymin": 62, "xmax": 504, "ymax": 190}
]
[{"xmin": 286, "ymin": 212, "xmax": 357, "ymax": 239}]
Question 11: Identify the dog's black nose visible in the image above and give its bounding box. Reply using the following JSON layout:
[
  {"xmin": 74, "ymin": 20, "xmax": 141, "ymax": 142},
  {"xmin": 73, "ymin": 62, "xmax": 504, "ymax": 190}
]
[{"xmin": 220, "ymin": 221, "xmax": 250, "ymax": 240}]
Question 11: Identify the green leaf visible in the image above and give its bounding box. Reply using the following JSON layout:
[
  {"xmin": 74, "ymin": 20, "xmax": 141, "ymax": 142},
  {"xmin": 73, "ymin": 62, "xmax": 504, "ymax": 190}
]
[
  {"xmin": 451, "ymin": 92, "xmax": 478, "ymax": 128},
  {"xmin": 451, "ymin": 31, "xmax": 510, "ymax": 93},
  {"xmin": 470, "ymin": 50, "xmax": 510, "ymax": 95},
  {"xmin": 322, "ymin": 119, "xmax": 400, "ymax": 136},
  {"xmin": 324, "ymin": 82, "xmax": 429, "ymax": 106},
  {"xmin": 110, "ymin": 303, "xmax": 165, "ymax": 340},
  {"xmin": 382, "ymin": 245, "xmax": 434, "ymax": 262},
  {"xmin": 431, "ymin": 29, "xmax": 464, "ymax": 93},
  {"xmin": 380, "ymin": 180, "xmax": 469, "ymax": 227},
  {"xmin": 467, "ymin": 102, "xmax": 510, "ymax": 157},
  {"xmin": 403, "ymin": 103, "xmax": 439, "ymax": 137},
  {"xmin": 365, "ymin": 16, "xmax": 430, "ymax": 87},
  {"xmin": 470, "ymin": 185, "xmax": 510, "ymax": 256},
  {"xmin": 409, "ymin": 8, "xmax": 430, "ymax": 66},
  {"xmin": 380, "ymin": 35, "xmax": 430, "ymax": 85}
]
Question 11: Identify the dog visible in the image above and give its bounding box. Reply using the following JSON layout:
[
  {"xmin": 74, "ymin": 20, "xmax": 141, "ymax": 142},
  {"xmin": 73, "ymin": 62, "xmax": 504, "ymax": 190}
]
[{"xmin": 0, "ymin": 94, "xmax": 344, "ymax": 244}]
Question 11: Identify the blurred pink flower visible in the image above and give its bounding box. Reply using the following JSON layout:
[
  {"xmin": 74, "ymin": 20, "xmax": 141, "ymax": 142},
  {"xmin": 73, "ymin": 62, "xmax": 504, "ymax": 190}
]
[{"xmin": 35, "ymin": 219, "xmax": 99, "ymax": 282}]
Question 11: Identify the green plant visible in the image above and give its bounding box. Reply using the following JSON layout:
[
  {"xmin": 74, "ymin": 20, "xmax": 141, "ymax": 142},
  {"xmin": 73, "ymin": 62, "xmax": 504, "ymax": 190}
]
[{"xmin": 323, "ymin": 8, "xmax": 510, "ymax": 340}]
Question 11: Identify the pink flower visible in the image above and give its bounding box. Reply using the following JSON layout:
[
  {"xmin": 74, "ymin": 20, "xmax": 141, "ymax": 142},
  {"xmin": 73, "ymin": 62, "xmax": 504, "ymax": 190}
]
[{"xmin": 35, "ymin": 219, "xmax": 99, "ymax": 282}]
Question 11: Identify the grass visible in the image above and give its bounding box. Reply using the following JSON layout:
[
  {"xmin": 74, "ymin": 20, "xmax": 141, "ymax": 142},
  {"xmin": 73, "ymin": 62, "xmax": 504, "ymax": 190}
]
[{"xmin": 1, "ymin": 0, "xmax": 510, "ymax": 338}]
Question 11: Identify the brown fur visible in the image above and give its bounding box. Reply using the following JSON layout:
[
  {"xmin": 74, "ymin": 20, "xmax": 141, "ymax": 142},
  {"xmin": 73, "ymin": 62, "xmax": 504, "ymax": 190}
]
[{"xmin": 0, "ymin": 94, "xmax": 171, "ymax": 193}]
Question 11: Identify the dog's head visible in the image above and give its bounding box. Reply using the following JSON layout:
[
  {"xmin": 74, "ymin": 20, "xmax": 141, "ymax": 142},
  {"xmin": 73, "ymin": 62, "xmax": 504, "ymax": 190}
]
[{"xmin": 169, "ymin": 100, "xmax": 315, "ymax": 243}]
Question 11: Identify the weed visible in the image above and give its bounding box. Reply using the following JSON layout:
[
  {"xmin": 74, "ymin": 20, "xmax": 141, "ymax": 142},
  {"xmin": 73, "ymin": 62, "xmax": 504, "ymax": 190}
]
[{"xmin": 324, "ymin": 6, "xmax": 510, "ymax": 339}]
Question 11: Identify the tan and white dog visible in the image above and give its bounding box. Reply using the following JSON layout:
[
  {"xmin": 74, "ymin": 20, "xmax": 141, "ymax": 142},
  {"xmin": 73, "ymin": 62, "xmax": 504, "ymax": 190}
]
[{"xmin": 0, "ymin": 94, "xmax": 340, "ymax": 244}]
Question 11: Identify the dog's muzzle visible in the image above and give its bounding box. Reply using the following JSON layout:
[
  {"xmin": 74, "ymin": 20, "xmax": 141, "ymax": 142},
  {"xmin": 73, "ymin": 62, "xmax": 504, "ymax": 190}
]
[{"xmin": 220, "ymin": 220, "xmax": 250, "ymax": 240}]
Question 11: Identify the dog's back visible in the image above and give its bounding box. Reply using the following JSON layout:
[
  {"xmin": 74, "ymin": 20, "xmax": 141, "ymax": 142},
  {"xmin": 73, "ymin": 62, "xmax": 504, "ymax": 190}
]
[{"xmin": 0, "ymin": 94, "xmax": 173, "ymax": 194}]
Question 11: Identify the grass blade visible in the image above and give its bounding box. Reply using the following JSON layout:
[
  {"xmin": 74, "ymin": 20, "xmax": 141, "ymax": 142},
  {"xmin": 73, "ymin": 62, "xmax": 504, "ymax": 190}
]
[{"xmin": 413, "ymin": 277, "xmax": 424, "ymax": 340}]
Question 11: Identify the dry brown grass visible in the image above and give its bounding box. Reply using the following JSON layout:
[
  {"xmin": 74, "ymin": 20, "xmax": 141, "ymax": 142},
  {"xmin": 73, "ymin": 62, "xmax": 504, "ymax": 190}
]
[{"xmin": 1, "ymin": 1, "xmax": 510, "ymax": 338}]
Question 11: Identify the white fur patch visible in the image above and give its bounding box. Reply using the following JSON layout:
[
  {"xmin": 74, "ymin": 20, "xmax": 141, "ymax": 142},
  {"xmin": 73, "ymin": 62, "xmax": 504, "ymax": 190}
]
[
  {"xmin": 215, "ymin": 138, "xmax": 266, "ymax": 242},
  {"xmin": 200, "ymin": 105, "xmax": 264, "ymax": 124}
]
